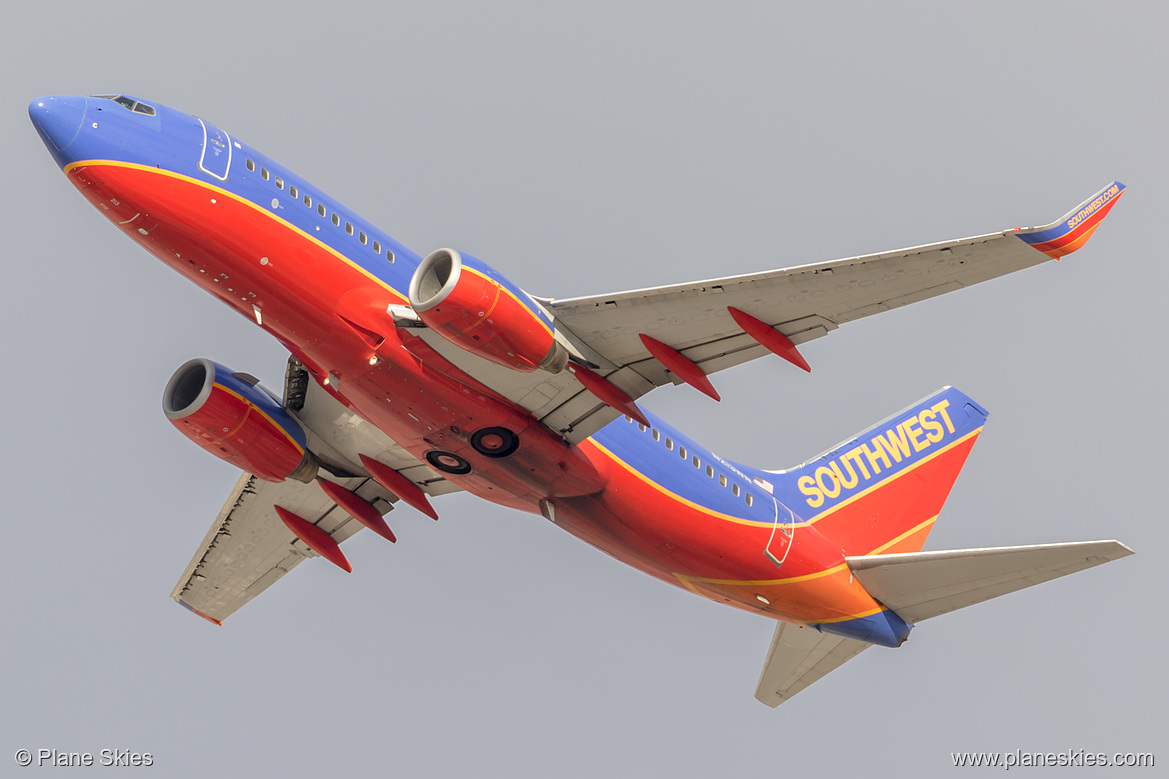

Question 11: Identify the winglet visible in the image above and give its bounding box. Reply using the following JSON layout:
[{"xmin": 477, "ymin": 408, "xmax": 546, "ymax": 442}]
[
  {"xmin": 178, "ymin": 599, "xmax": 224, "ymax": 626},
  {"xmin": 1016, "ymin": 181, "xmax": 1125, "ymax": 259}
]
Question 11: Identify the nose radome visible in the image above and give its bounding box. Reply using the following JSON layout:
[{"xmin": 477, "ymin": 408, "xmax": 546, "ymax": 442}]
[{"xmin": 30, "ymin": 95, "xmax": 87, "ymax": 164}]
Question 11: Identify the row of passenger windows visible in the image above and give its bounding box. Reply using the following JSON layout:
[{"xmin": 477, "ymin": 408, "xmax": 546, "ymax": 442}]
[
  {"xmin": 624, "ymin": 416, "xmax": 754, "ymax": 507},
  {"xmin": 244, "ymin": 158, "xmax": 395, "ymax": 263}
]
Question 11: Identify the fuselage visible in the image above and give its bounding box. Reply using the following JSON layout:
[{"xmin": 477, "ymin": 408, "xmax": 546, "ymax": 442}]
[{"xmin": 31, "ymin": 94, "xmax": 936, "ymax": 646}]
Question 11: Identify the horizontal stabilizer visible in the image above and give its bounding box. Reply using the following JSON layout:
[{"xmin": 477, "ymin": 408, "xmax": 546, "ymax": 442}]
[
  {"xmin": 846, "ymin": 540, "xmax": 1133, "ymax": 624},
  {"xmin": 755, "ymin": 621, "xmax": 870, "ymax": 708}
]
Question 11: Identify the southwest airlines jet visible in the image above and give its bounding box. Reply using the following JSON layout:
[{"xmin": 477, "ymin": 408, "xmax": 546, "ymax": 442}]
[{"xmin": 30, "ymin": 94, "xmax": 1131, "ymax": 706}]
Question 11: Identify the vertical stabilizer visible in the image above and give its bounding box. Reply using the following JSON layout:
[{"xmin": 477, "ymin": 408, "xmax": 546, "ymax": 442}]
[{"xmin": 772, "ymin": 387, "xmax": 987, "ymax": 557}]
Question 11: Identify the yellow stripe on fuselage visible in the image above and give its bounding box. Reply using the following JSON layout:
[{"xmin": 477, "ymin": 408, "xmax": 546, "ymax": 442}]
[
  {"xmin": 586, "ymin": 437, "xmax": 776, "ymax": 528},
  {"xmin": 676, "ymin": 562, "xmax": 850, "ymax": 588},
  {"xmin": 64, "ymin": 159, "xmax": 409, "ymax": 303},
  {"xmin": 586, "ymin": 426, "xmax": 980, "ymax": 531}
]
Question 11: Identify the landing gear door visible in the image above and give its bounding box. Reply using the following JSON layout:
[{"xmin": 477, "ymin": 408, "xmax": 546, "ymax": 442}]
[{"xmin": 197, "ymin": 118, "xmax": 232, "ymax": 181}]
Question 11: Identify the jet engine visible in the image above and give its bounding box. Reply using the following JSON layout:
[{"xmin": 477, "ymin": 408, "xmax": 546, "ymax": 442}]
[
  {"xmin": 163, "ymin": 358, "xmax": 317, "ymax": 482},
  {"xmin": 408, "ymin": 249, "xmax": 568, "ymax": 373}
]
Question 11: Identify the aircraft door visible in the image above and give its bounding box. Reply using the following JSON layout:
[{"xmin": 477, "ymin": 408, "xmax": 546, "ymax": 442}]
[
  {"xmin": 765, "ymin": 498, "xmax": 796, "ymax": 570},
  {"xmin": 197, "ymin": 118, "xmax": 232, "ymax": 181}
]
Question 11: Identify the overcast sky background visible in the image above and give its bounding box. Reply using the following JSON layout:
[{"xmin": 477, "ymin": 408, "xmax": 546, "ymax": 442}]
[{"xmin": 3, "ymin": 2, "xmax": 1163, "ymax": 776}]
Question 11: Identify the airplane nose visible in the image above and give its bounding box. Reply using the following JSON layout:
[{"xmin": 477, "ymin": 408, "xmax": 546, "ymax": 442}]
[{"xmin": 29, "ymin": 95, "xmax": 87, "ymax": 164}]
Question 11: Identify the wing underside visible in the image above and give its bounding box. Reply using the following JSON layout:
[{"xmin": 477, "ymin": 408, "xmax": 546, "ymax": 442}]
[
  {"xmin": 171, "ymin": 359, "xmax": 462, "ymax": 624},
  {"xmin": 170, "ymin": 472, "xmax": 396, "ymax": 624}
]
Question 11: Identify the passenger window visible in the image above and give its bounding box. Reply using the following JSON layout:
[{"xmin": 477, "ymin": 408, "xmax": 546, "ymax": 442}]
[
  {"xmin": 332, "ymin": 214, "xmax": 340, "ymax": 226},
  {"xmin": 359, "ymin": 231, "xmax": 368, "ymax": 245},
  {"xmin": 260, "ymin": 167, "xmax": 270, "ymax": 181},
  {"xmin": 679, "ymin": 446, "xmax": 687, "ymax": 459},
  {"xmin": 692, "ymin": 456, "xmax": 700, "ymax": 468},
  {"xmin": 638, "ymin": 423, "xmax": 647, "ymax": 432},
  {"xmin": 665, "ymin": 438, "xmax": 673, "ymax": 451},
  {"xmin": 719, "ymin": 474, "xmax": 727, "ymax": 487},
  {"xmin": 274, "ymin": 177, "xmax": 284, "ymax": 190},
  {"xmin": 304, "ymin": 194, "xmax": 312, "ymax": 207},
  {"xmin": 745, "ymin": 494, "xmax": 753, "ymax": 506},
  {"xmin": 345, "ymin": 222, "xmax": 354, "ymax": 235},
  {"xmin": 386, "ymin": 249, "xmax": 395, "ymax": 263},
  {"xmin": 246, "ymin": 159, "xmax": 255, "ymax": 172},
  {"xmin": 706, "ymin": 465, "xmax": 714, "ymax": 478},
  {"xmin": 289, "ymin": 185, "xmax": 298, "ymax": 198},
  {"xmin": 317, "ymin": 204, "xmax": 326, "ymax": 217},
  {"xmin": 732, "ymin": 484, "xmax": 741, "ymax": 497},
  {"xmin": 652, "ymin": 429, "xmax": 660, "ymax": 442},
  {"xmin": 373, "ymin": 240, "xmax": 381, "ymax": 254}
]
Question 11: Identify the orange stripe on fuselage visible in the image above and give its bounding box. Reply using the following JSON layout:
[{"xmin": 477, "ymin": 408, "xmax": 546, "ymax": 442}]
[
  {"xmin": 568, "ymin": 427, "xmax": 982, "ymax": 621},
  {"xmin": 572, "ymin": 440, "xmax": 884, "ymax": 623}
]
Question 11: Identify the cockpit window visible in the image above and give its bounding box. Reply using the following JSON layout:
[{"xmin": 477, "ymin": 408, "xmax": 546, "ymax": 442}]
[{"xmin": 91, "ymin": 95, "xmax": 156, "ymax": 116}]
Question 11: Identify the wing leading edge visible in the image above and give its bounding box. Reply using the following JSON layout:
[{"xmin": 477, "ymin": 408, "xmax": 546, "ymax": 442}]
[
  {"xmin": 549, "ymin": 181, "xmax": 1126, "ymax": 379},
  {"xmin": 402, "ymin": 182, "xmax": 1124, "ymax": 443}
]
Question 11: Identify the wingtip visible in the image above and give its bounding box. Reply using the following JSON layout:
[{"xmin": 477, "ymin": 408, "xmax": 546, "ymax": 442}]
[
  {"xmin": 1017, "ymin": 181, "xmax": 1125, "ymax": 259},
  {"xmin": 1106, "ymin": 539, "xmax": 1136, "ymax": 558},
  {"xmin": 178, "ymin": 599, "xmax": 224, "ymax": 626}
]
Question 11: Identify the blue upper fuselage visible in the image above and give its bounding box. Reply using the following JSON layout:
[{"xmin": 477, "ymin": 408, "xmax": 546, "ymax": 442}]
[
  {"xmin": 28, "ymin": 93, "xmax": 791, "ymax": 529},
  {"xmin": 30, "ymin": 94, "xmax": 423, "ymax": 296}
]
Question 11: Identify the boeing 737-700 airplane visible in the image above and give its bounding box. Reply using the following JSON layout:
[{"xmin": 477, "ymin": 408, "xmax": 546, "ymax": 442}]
[{"xmin": 30, "ymin": 93, "xmax": 1131, "ymax": 706}]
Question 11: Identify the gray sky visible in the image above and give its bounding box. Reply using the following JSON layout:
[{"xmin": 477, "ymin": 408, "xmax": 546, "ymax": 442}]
[{"xmin": 4, "ymin": 2, "xmax": 1163, "ymax": 775}]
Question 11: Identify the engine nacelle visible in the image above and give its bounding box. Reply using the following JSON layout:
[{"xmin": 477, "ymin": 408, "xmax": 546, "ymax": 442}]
[
  {"xmin": 163, "ymin": 358, "xmax": 317, "ymax": 483},
  {"xmin": 408, "ymin": 249, "xmax": 568, "ymax": 373}
]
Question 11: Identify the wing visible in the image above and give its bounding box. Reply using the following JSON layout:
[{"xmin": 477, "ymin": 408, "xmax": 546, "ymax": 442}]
[
  {"xmin": 170, "ymin": 471, "xmax": 390, "ymax": 624},
  {"xmin": 754, "ymin": 620, "xmax": 871, "ymax": 708},
  {"xmin": 171, "ymin": 358, "xmax": 461, "ymax": 624},
  {"xmin": 406, "ymin": 182, "xmax": 1124, "ymax": 444}
]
